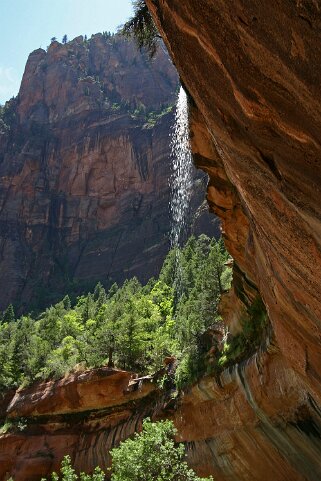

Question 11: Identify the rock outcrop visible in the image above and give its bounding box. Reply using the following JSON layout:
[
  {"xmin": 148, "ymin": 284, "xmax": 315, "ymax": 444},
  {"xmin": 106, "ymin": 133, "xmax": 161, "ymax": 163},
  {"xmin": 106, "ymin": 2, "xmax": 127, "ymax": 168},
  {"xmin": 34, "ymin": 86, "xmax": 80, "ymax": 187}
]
[
  {"xmin": 0, "ymin": 368, "xmax": 163, "ymax": 481},
  {"xmin": 2, "ymin": 347, "xmax": 321, "ymax": 481},
  {"xmin": 0, "ymin": 33, "xmax": 219, "ymax": 313},
  {"xmin": 143, "ymin": 1, "xmax": 321, "ymax": 480}
]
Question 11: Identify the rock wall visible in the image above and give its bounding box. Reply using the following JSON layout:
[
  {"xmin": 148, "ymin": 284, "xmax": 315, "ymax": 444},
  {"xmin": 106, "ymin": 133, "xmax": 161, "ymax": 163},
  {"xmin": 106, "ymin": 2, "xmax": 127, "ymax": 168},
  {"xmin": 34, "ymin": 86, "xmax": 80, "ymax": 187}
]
[
  {"xmin": 0, "ymin": 33, "xmax": 219, "ymax": 313},
  {"xmin": 144, "ymin": 1, "xmax": 321, "ymax": 479}
]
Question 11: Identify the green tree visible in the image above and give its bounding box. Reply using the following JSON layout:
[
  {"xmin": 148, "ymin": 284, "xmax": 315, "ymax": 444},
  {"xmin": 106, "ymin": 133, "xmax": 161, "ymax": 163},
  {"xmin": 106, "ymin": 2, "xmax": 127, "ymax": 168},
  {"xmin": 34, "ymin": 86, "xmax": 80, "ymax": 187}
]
[
  {"xmin": 3, "ymin": 304, "xmax": 15, "ymax": 323},
  {"xmin": 0, "ymin": 235, "xmax": 232, "ymax": 390},
  {"xmin": 81, "ymin": 293, "xmax": 94, "ymax": 323},
  {"xmin": 110, "ymin": 418, "xmax": 213, "ymax": 481},
  {"xmin": 62, "ymin": 34, "xmax": 68, "ymax": 44},
  {"xmin": 172, "ymin": 236, "xmax": 230, "ymax": 387},
  {"xmin": 120, "ymin": 1, "xmax": 160, "ymax": 57},
  {"xmin": 93, "ymin": 282, "xmax": 107, "ymax": 313},
  {"xmin": 63, "ymin": 295, "xmax": 71, "ymax": 311},
  {"xmin": 42, "ymin": 455, "xmax": 105, "ymax": 481},
  {"xmin": 116, "ymin": 300, "xmax": 144, "ymax": 369}
]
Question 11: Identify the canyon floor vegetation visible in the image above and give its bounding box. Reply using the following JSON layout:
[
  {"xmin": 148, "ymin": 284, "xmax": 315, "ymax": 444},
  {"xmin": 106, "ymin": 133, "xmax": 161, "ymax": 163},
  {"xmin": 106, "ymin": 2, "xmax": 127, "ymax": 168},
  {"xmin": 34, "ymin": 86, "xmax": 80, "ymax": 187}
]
[{"xmin": 0, "ymin": 235, "xmax": 231, "ymax": 392}]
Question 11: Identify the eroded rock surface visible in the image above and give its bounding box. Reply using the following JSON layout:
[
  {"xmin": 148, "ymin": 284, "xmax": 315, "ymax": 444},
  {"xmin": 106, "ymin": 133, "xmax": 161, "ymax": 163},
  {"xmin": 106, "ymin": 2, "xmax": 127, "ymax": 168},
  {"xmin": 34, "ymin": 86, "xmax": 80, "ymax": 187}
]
[
  {"xmin": 0, "ymin": 368, "xmax": 162, "ymax": 481},
  {"xmin": 2, "ymin": 3, "xmax": 321, "ymax": 479},
  {"xmin": 144, "ymin": 1, "xmax": 321, "ymax": 479}
]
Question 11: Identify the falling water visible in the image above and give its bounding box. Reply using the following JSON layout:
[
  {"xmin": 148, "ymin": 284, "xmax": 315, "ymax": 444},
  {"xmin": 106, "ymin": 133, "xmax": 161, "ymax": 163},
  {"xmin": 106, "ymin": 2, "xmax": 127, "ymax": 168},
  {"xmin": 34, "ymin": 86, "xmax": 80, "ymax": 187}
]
[
  {"xmin": 170, "ymin": 86, "xmax": 193, "ymax": 248},
  {"xmin": 169, "ymin": 86, "xmax": 194, "ymax": 301}
]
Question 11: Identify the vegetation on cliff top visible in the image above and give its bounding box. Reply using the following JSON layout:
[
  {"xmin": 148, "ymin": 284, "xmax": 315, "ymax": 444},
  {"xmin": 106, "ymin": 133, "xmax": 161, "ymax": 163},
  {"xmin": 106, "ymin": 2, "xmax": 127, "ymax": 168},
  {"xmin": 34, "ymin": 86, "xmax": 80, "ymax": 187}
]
[
  {"xmin": 0, "ymin": 99, "xmax": 17, "ymax": 134},
  {"xmin": 0, "ymin": 235, "xmax": 231, "ymax": 391}
]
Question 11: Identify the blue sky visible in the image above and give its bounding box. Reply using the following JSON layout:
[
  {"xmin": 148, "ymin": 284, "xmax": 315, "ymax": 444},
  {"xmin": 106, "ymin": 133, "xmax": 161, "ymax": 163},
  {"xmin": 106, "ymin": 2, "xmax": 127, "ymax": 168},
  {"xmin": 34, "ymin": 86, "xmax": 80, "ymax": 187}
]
[{"xmin": 0, "ymin": 0, "xmax": 133, "ymax": 104}]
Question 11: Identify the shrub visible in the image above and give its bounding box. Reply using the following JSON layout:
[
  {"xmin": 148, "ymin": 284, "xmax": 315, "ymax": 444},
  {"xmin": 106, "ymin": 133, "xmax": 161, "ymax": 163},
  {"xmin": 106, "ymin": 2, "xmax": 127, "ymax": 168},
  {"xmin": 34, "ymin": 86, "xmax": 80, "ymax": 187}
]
[
  {"xmin": 110, "ymin": 418, "xmax": 213, "ymax": 481},
  {"xmin": 217, "ymin": 296, "xmax": 267, "ymax": 368},
  {"xmin": 41, "ymin": 456, "xmax": 104, "ymax": 481}
]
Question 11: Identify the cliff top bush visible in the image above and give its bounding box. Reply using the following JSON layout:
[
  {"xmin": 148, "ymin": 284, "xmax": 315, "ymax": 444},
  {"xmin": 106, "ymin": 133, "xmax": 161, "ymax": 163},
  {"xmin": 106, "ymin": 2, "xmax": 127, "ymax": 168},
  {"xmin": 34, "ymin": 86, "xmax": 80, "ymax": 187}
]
[{"xmin": 0, "ymin": 99, "xmax": 17, "ymax": 134}]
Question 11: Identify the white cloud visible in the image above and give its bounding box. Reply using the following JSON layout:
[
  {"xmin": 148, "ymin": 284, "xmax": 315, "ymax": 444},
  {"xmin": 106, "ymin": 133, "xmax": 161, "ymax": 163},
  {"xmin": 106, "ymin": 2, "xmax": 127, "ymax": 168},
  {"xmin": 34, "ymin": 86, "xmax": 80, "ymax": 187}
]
[{"xmin": 0, "ymin": 66, "xmax": 20, "ymax": 104}]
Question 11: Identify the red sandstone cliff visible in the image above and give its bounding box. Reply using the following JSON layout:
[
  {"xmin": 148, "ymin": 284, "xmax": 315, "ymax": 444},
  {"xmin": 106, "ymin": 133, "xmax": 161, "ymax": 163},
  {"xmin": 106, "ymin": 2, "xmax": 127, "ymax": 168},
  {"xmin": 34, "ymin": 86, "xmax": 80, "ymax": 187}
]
[
  {"xmin": 142, "ymin": 1, "xmax": 321, "ymax": 480},
  {"xmin": 0, "ymin": 368, "xmax": 163, "ymax": 480},
  {"xmin": 2, "ymin": 346, "xmax": 321, "ymax": 481},
  {"xmin": 0, "ymin": 33, "xmax": 218, "ymax": 313}
]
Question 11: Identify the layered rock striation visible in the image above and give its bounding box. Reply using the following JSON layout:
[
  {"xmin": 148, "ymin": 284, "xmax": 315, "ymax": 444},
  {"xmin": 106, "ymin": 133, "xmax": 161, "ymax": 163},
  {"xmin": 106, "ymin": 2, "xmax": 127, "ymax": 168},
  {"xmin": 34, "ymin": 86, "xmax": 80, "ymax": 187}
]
[
  {"xmin": 0, "ymin": 368, "xmax": 163, "ymax": 481},
  {"xmin": 143, "ymin": 1, "xmax": 321, "ymax": 480},
  {"xmin": 0, "ymin": 33, "xmax": 218, "ymax": 312}
]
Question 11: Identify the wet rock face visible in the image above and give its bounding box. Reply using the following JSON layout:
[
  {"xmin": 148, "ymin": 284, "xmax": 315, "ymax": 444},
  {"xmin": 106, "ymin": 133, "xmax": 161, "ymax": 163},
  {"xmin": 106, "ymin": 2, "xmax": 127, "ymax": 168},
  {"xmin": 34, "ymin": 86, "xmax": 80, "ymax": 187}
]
[
  {"xmin": 144, "ymin": 0, "xmax": 321, "ymax": 479},
  {"xmin": 0, "ymin": 34, "xmax": 219, "ymax": 312},
  {"xmin": 173, "ymin": 348, "xmax": 321, "ymax": 481}
]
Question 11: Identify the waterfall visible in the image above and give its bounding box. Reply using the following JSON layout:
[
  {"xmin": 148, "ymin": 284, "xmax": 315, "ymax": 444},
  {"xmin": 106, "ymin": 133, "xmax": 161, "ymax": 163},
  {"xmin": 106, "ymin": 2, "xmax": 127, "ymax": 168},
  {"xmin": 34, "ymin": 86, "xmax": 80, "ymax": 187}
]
[
  {"xmin": 169, "ymin": 86, "xmax": 193, "ymax": 301},
  {"xmin": 170, "ymin": 86, "xmax": 193, "ymax": 249}
]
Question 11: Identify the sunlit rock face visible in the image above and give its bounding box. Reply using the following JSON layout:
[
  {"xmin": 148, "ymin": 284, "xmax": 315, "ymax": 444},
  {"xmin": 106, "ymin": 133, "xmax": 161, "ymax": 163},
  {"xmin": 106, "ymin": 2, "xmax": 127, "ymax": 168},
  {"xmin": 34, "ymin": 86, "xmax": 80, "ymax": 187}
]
[
  {"xmin": 145, "ymin": 1, "xmax": 321, "ymax": 479},
  {"xmin": 0, "ymin": 34, "xmax": 218, "ymax": 312},
  {"xmin": 0, "ymin": 368, "xmax": 163, "ymax": 481}
]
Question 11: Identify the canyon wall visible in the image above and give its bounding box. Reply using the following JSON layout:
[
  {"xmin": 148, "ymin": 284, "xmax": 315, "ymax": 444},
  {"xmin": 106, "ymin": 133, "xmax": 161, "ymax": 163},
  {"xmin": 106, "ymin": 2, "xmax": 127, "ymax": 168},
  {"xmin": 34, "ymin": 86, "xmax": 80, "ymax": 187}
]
[
  {"xmin": 2, "ymin": 3, "xmax": 321, "ymax": 480},
  {"xmin": 143, "ymin": 1, "xmax": 321, "ymax": 480},
  {"xmin": 0, "ymin": 33, "xmax": 218, "ymax": 313}
]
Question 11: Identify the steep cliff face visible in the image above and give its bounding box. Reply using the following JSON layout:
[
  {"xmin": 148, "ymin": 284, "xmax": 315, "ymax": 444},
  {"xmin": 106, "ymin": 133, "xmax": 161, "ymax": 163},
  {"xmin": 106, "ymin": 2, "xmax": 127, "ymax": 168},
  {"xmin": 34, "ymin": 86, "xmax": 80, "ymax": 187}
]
[
  {"xmin": 0, "ymin": 34, "xmax": 218, "ymax": 312},
  {"xmin": 143, "ymin": 1, "xmax": 321, "ymax": 480}
]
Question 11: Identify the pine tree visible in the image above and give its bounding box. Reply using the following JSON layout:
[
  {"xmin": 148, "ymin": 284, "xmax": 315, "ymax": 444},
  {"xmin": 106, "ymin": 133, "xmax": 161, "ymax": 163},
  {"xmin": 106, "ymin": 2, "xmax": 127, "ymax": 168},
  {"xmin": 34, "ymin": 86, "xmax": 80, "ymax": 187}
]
[
  {"xmin": 62, "ymin": 34, "xmax": 68, "ymax": 44},
  {"xmin": 62, "ymin": 295, "xmax": 71, "ymax": 310},
  {"xmin": 82, "ymin": 293, "xmax": 94, "ymax": 323},
  {"xmin": 3, "ymin": 304, "xmax": 15, "ymax": 323}
]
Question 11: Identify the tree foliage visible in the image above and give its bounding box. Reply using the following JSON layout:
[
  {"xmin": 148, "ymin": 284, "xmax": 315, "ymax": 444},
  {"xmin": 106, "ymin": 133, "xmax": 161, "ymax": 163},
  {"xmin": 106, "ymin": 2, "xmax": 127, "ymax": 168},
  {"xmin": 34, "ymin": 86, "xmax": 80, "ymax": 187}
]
[
  {"xmin": 0, "ymin": 236, "xmax": 232, "ymax": 390},
  {"xmin": 0, "ymin": 99, "xmax": 17, "ymax": 133},
  {"xmin": 40, "ymin": 420, "xmax": 212, "ymax": 481},
  {"xmin": 110, "ymin": 419, "xmax": 213, "ymax": 481},
  {"xmin": 121, "ymin": 0, "xmax": 160, "ymax": 57},
  {"xmin": 41, "ymin": 455, "xmax": 104, "ymax": 481}
]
